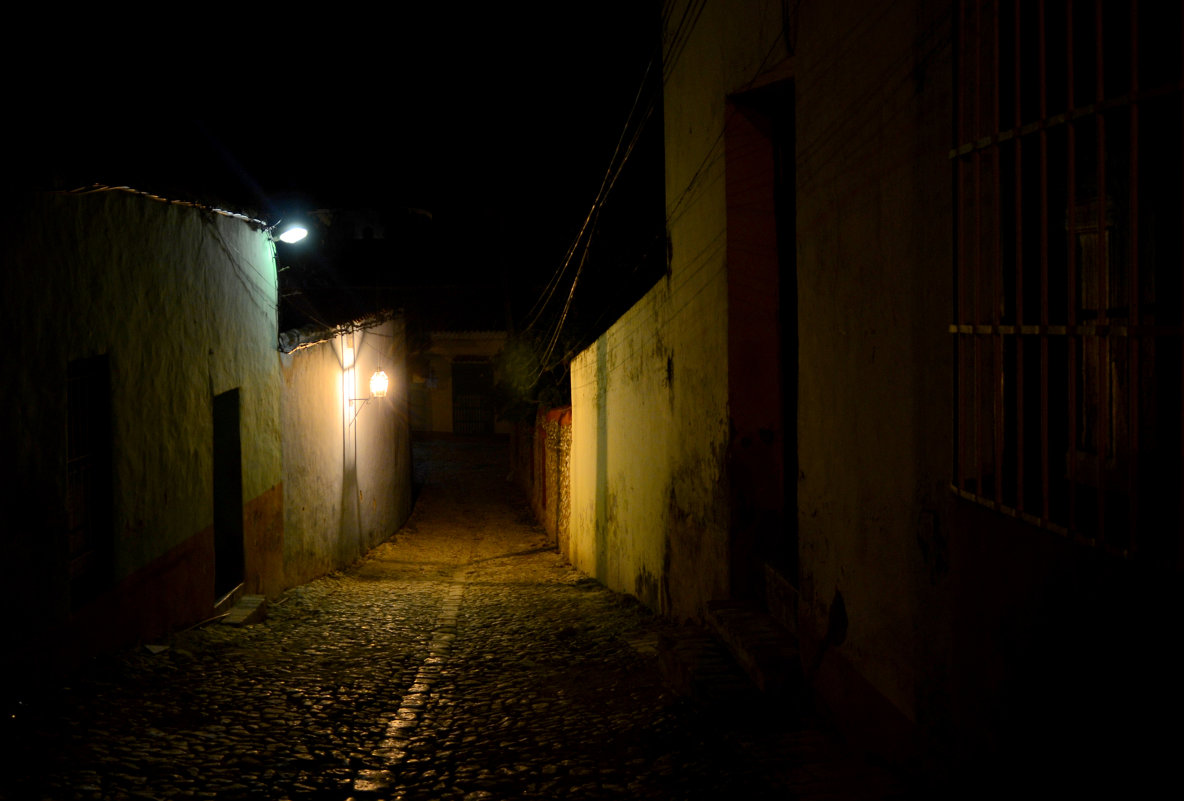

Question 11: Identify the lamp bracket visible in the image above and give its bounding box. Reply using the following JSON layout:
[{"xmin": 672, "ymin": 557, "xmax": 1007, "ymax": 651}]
[{"xmin": 348, "ymin": 397, "xmax": 370, "ymax": 427}]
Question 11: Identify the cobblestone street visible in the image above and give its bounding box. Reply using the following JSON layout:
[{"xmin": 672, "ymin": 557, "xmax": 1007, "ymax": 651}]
[{"xmin": 2, "ymin": 438, "xmax": 904, "ymax": 800}]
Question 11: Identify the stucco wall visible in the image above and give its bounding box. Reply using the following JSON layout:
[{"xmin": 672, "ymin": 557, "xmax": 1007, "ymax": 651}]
[
  {"xmin": 794, "ymin": 3, "xmax": 1184, "ymax": 781},
  {"xmin": 281, "ymin": 318, "xmax": 412, "ymax": 587},
  {"xmin": 570, "ymin": 0, "xmax": 1184, "ymax": 781},
  {"xmin": 793, "ymin": 0, "xmax": 954, "ymax": 734},
  {"xmin": 570, "ymin": 270, "xmax": 730, "ymax": 618},
  {"xmin": 566, "ymin": 0, "xmax": 954, "ymax": 751},
  {"xmin": 568, "ymin": 1, "xmax": 789, "ymax": 621},
  {"xmin": 0, "ymin": 188, "xmax": 282, "ymax": 658}
]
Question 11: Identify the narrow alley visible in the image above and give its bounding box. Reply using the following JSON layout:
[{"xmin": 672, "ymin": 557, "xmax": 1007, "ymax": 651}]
[{"xmin": 2, "ymin": 438, "xmax": 903, "ymax": 800}]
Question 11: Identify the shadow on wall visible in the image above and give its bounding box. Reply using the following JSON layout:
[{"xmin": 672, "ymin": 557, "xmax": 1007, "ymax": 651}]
[{"xmin": 806, "ymin": 588, "xmax": 847, "ymax": 682}]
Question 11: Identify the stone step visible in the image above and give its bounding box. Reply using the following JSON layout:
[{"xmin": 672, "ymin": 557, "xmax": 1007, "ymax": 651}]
[
  {"xmin": 657, "ymin": 626, "xmax": 758, "ymax": 706},
  {"xmin": 706, "ymin": 599, "xmax": 802, "ymax": 698},
  {"xmin": 222, "ymin": 595, "xmax": 268, "ymax": 626}
]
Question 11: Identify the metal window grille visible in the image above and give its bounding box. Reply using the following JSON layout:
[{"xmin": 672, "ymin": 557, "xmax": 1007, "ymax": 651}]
[{"xmin": 952, "ymin": 0, "xmax": 1183, "ymax": 564}]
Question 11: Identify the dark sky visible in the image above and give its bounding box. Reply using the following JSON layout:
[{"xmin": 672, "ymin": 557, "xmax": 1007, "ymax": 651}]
[
  {"xmin": 11, "ymin": 6, "xmax": 666, "ymax": 351},
  {"xmin": 13, "ymin": 5, "xmax": 660, "ymax": 278}
]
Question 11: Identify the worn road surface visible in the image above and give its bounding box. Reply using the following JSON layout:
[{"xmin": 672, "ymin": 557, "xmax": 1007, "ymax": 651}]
[{"xmin": 1, "ymin": 437, "xmax": 904, "ymax": 800}]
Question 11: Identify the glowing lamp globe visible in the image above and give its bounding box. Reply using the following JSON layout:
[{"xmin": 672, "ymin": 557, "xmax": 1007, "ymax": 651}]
[
  {"xmin": 278, "ymin": 225, "xmax": 308, "ymax": 244},
  {"xmin": 369, "ymin": 369, "xmax": 389, "ymax": 398}
]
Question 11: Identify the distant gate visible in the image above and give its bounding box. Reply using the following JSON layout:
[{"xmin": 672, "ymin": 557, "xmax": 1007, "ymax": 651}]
[{"xmin": 451, "ymin": 361, "xmax": 494, "ymax": 435}]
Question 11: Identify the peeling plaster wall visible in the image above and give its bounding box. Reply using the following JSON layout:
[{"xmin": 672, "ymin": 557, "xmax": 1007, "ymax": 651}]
[
  {"xmin": 570, "ymin": 247, "xmax": 730, "ymax": 620},
  {"xmin": 281, "ymin": 318, "xmax": 412, "ymax": 588},
  {"xmin": 570, "ymin": 0, "xmax": 1184, "ymax": 779},
  {"xmin": 0, "ymin": 188, "xmax": 282, "ymax": 659},
  {"xmin": 568, "ymin": 1, "xmax": 788, "ymax": 622}
]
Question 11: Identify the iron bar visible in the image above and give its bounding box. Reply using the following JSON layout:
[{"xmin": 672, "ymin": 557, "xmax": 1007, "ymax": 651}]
[
  {"xmin": 1015, "ymin": 0, "xmax": 1026, "ymax": 512},
  {"xmin": 951, "ymin": 0, "xmax": 1180, "ymax": 553},
  {"xmin": 1127, "ymin": 0, "xmax": 1139, "ymax": 553},
  {"xmin": 994, "ymin": 0, "xmax": 1004, "ymax": 507},
  {"xmin": 1067, "ymin": 0, "xmax": 1078, "ymax": 535},
  {"xmin": 974, "ymin": 0, "xmax": 985, "ymax": 493},
  {"xmin": 1094, "ymin": 0, "xmax": 1108, "ymax": 545},
  {"xmin": 1039, "ymin": 0, "xmax": 1051, "ymax": 521}
]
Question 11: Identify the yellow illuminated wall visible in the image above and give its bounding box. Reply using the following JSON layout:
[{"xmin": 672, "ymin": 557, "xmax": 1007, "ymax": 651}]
[{"xmin": 280, "ymin": 317, "xmax": 412, "ymax": 588}]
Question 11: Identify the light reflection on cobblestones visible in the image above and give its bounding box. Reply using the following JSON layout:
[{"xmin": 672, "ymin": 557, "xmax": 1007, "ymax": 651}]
[{"xmin": 1, "ymin": 439, "xmax": 903, "ymax": 800}]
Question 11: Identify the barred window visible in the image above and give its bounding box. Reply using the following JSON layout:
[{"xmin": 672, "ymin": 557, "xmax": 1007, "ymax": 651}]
[{"xmin": 952, "ymin": 1, "xmax": 1183, "ymax": 563}]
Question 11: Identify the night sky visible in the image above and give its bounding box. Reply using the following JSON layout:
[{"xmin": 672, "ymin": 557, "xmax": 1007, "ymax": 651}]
[{"xmin": 11, "ymin": 4, "xmax": 664, "ymax": 342}]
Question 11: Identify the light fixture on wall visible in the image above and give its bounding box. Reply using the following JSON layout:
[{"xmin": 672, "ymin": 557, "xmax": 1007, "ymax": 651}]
[
  {"xmin": 268, "ymin": 218, "xmax": 309, "ymax": 244},
  {"xmin": 369, "ymin": 368, "xmax": 389, "ymax": 398},
  {"xmin": 344, "ymin": 326, "xmax": 392, "ymax": 426},
  {"xmin": 350, "ymin": 367, "xmax": 392, "ymax": 425}
]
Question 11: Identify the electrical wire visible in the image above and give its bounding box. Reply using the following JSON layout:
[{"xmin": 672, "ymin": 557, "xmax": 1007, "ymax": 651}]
[
  {"xmin": 64, "ymin": 183, "xmax": 282, "ymax": 320},
  {"xmin": 522, "ymin": 53, "xmax": 659, "ymax": 337},
  {"xmin": 522, "ymin": 0, "xmax": 719, "ymax": 380},
  {"xmin": 553, "ymin": 4, "xmax": 800, "ymax": 392},
  {"xmin": 523, "ymin": 53, "xmax": 664, "ymax": 384},
  {"xmin": 661, "ymin": 0, "xmax": 709, "ymax": 85},
  {"xmin": 528, "ymin": 1, "xmax": 719, "ymax": 380},
  {"xmin": 564, "ymin": 0, "xmax": 934, "ymax": 395}
]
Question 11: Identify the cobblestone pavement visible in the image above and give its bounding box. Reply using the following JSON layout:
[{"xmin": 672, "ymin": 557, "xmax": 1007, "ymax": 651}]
[{"xmin": 2, "ymin": 438, "xmax": 906, "ymax": 800}]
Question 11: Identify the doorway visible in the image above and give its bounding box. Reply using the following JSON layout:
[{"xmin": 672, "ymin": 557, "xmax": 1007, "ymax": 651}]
[
  {"xmin": 725, "ymin": 78, "xmax": 798, "ymax": 600},
  {"xmin": 213, "ymin": 388, "xmax": 244, "ymax": 600}
]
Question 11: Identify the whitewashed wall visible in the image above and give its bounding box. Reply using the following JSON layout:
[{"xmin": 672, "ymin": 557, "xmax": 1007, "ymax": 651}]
[
  {"xmin": 281, "ymin": 318, "xmax": 412, "ymax": 587},
  {"xmin": 1, "ymin": 187, "xmax": 282, "ymax": 657}
]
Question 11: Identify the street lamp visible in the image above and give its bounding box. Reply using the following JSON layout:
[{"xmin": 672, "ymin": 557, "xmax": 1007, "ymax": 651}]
[
  {"xmin": 369, "ymin": 368, "xmax": 389, "ymax": 398},
  {"xmin": 269, "ymin": 218, "xmax": 309, "ymax": 244},
  {"xmin": 350, "ymin": 365, "xmax": 391, "ymax": 426}
]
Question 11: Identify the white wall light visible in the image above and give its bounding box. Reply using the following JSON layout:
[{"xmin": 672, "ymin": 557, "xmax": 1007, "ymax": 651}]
[{"xmin": 269, "ymin": 218, "xmax": 310, "ymax": 244}]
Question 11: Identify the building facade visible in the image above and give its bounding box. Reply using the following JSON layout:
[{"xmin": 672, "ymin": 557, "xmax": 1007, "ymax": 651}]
[
  {"xmin": 409, "ymin": 330, "xmax": 509, "ymax": 435},
  {"xmin": 569, "ymin": 0, "xmax": 1183, "ymax": 783},
  {"xmin": 1, "ymin": 187, "xmax": 414, "ymax": 671},
  {"xmin": 1, "ymin": 187, "xmax": 284, "ymax": 666},
  {"xmin": 280, "ymin": 315, "xmax": 413, "ymax": 587}
]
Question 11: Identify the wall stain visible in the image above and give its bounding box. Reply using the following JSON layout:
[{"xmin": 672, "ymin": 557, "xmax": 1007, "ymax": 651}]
[{"xmin": 635, "ymin": 568, "xmax": 661, "ymax": 611}]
